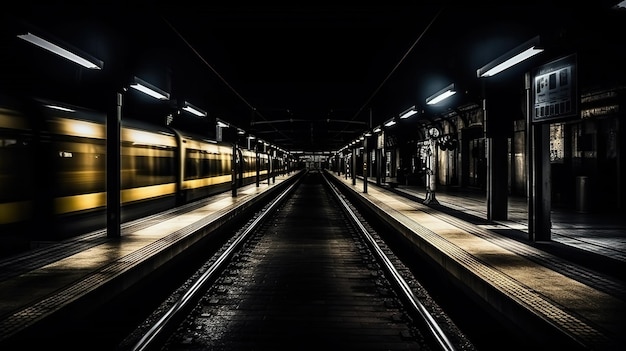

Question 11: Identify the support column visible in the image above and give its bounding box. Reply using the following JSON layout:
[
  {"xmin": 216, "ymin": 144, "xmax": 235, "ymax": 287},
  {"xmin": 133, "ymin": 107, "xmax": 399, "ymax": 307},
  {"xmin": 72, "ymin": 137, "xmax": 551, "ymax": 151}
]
[
  {"xmin": 352, "ymin": 147, "xmax": 356, "ymax": 185},
  {"xmin": 270, "ymin": 149, "xmax": 276, "ymax": 184},
  {"xmin": 525, "ymin": 72, "xmax": 551, "ymax": 241},
  {"xmin": 532, "ymin": 123, "xmax": 552, "ymax": 240},
  {"xmin": 486, "ymin": 136, "xmax": 509, "ymax": 220},
  {"xmin": 256, "ymin": 145, "xmax": 260, "ymax": 187},
  {"xmin": 484, "ymin": 98, "xmax": 509, "ymax": 221},
  {"xmin": 525, "ymin": 73, "xmax": 535, "ymax": 240},
  {"xmin": 363, "ymin": 138, "xmax": 368, "ymax": 193},
  {"xmin": 267, "ymin": 151, "xmax": 271, "ymax": 185},
  {"xmin": 106, "ymin": 92, "xmax": 122, "ymax": 238},
  {"xmin": 232, "ymin": 143, "xmax": 237, "ymax": 197},
  {"xmin": 376, "ymin": 148, "xmax": 381, "ymax": 185}
]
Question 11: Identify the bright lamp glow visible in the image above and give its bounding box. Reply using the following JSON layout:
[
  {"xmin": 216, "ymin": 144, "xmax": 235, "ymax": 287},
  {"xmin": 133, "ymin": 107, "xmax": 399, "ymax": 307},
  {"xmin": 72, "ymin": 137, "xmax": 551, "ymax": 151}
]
[
  {"xmin": 216, "ymin": 120, "xmax": 229, "ymax": 128},
  {"xmin": 426, "ymin": 84, "xmax": 456, "ymax": 105},
  {"xmin": 384, "ymin": 119, "xmax": 396, "ymax": 127},
  {"xmin": 17, "ymin": 32, "xmax": 103, "ymax": 70},
  {"xmin": 477, "ymin": 36, "xmax": 543, "ymax": 78},
  {"xmin": 399, "ymin": 106, "xmax": 418, "ymax": 119},
  {"xmin": 130, "ymin": 77, "xmax": 170, "ymax": 100},
  {"xmin": 44, "ymin": 104, "xmax": 75, "ymax": 112},
  {"xmin": 182, "ymin": 102, "xmax": 207, "ymax": 117}
]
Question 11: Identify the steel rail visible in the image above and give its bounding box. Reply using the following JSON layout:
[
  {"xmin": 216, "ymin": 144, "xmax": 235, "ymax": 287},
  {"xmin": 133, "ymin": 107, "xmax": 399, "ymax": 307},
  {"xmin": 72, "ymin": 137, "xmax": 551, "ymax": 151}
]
[
  {"xmin": 323, "ymin": 172, "xmax": 457, "ymax": 351},
  {"xmin": 130, "ymin": 179, "xmax": 300, "ymax": 351}
]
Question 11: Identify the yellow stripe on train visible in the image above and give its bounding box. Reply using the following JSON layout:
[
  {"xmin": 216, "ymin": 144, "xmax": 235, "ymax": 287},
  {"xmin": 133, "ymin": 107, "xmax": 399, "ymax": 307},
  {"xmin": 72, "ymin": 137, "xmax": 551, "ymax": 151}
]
[
  {"xmin": 181, "ymin": 175, "xmax": 231, "ymax": 189},
  {"xmin": 53, "ymin": 192, "xmax": 106, "ymax": 214},
  {"xmin": 122, "ymin": 183, "xmax": 177, "ymax": 203},
  {"xmin": 52, "ymin": 183, "xmax": 178, "ymax": 214}
]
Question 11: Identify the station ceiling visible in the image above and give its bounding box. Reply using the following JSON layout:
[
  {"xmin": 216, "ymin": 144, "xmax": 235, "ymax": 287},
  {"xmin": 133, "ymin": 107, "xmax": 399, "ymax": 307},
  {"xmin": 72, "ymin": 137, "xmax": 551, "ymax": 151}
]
[{"xmin": 3, "ymin": 2, "xmax": 625, "ymax": 152}]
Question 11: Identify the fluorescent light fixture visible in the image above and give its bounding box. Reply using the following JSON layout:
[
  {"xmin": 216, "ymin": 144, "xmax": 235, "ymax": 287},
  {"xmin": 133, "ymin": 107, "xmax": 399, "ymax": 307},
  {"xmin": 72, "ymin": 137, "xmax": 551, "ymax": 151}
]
[
  {"xmin": 130, "ymin": 77, "xmax": 170, "ymax": 100},
  {"xmin": 477, "ymin": 36, "xmax": 543, "ymax": 78},
  {"xmin": 426, "ymin": 83, "xmax": 456, "ymax": 105},
  {"xmin": 399, "ymin": 106, "xmax": 418, "ymax": 119},
  {"xmin": 44, "ymin": 104, "xmax": 75, "ymax": 112},
  {"xmin": 384, "ymin": 119, "xmax": 396, "ymax": 127},
  {"xmin": 373, "ymin": 126, "xmax": 382, "ymax": 133},
  {"xmin": 17, "ymin": 32, "xmax": 103, "ymax": 70},
  {"xmin": 182, "ymin": 101, "xmax": 207, "ymax": 117},
  {"xmin": 216, "ymin": 120, "xmax": 229, "ymax": 128},
  {"xmin": 615, "ymin": 0, "xmax": 626, "ymax": 8}
]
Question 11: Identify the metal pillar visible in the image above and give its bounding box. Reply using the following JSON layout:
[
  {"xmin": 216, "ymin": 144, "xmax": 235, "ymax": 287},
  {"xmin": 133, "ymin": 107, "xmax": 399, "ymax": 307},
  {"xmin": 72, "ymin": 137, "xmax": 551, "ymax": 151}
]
[
  {"xmin": 256, "ymin": 146, "xmax": 260, "ymax": 187},
  {"xmin": 232, "ymin": 143, "xmax": 237, "ymax": 197},
  {"xmin": 363, "ymin": 138, "xmax": 368, "ymax": 193},
  {"xmin": 106, "ymin": 92, "xmax": 122, "ymax": 238},
  {"xmin": 352, "ymin": 147, "xmax": 356, "ymax": 185},
  {"xmin": 525, "ymin": 72, "xmax": 551, "ymax": 241},
  {"xmin": 532, "ymin": 123, "xmax": 552, "ymax": 240},
  {"xmin": 484, "ymin": 97, "xmax": 509, "ymax": 221}
]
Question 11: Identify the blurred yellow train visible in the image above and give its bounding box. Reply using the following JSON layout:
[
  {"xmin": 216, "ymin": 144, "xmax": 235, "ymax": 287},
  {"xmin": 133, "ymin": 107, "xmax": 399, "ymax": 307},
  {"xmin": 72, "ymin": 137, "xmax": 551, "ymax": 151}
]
[{"xmin": 0, "ymin": 96, "xmax": 286, "ymax": 256}]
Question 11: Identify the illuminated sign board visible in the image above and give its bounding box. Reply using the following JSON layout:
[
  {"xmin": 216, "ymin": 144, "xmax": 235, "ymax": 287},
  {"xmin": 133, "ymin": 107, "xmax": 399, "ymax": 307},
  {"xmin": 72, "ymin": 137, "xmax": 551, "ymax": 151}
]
[{"xmin": 532, "ymin": 54, "xmax": 577, "ymax": 123}]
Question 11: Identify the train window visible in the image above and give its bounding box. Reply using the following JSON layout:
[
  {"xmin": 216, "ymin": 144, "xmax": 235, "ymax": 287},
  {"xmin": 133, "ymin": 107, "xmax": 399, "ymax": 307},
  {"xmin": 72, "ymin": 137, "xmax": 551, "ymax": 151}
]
[{"xmin": 122, "ymin": 142, "xmax": 176, "ymax": 188}]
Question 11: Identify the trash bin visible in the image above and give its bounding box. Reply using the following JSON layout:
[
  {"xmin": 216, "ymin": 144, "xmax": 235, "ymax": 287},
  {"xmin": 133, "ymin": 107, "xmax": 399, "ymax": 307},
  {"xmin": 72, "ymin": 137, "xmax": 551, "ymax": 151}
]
[{"xmin": 576, "ymin": 176, "xmax": 589, "ymax": 213}]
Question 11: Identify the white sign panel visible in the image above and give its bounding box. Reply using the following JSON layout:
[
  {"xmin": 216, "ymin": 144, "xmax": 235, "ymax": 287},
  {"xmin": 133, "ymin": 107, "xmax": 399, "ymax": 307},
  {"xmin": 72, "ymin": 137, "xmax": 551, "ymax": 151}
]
[{"xmin": 532, "ymin": 54, "xmax": 577, "ymax": 122}]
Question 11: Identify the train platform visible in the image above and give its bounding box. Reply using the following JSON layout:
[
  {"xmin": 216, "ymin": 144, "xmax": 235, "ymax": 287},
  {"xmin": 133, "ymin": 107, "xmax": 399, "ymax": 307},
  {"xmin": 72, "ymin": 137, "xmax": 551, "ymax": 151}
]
[
  {"xmin": 0, "ymin": 168, "xmax": 624, "ymax": 349},
  {"xmin": 0, "ymin": 172, "xmax": 299, "ymax": 347},
  {"xmin": 329, "ymin": 172, "xmax": 626, "ymax": 350}
]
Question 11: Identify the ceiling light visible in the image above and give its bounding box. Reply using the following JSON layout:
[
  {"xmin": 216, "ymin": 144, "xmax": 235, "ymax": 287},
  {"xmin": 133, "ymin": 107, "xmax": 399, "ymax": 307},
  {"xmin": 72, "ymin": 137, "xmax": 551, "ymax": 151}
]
[
  {"xmin": 216, "ymin": 120, "xmax": 229, "ymax": 128},
  {"xmin": 477, "ymin": 36, "xmax": 543, "ymax": 78},
  {"xmin": 17, "ymin": 32, "xmax": 103, "ymax": 70},
  {"xmin": 182, "ymin": 101, "xmax": 207, "ymax": 117},
  {"xmin": 129, "ymin": 77, "xmax": 170, "ymax": 100},
  {"xmin": 426, "ymin": 83, "xmax": 456, "ymax": 105},
  {"xmin": 384, "ymin": 119, "xmax": 396, "ymax": 127},
  {"xmin": 44, "ymin": 104, "xmax": 75, "ymax": 112},
  {"xmin": 399, "ymin": 106, "xmax": 418, "ymax": 119}
]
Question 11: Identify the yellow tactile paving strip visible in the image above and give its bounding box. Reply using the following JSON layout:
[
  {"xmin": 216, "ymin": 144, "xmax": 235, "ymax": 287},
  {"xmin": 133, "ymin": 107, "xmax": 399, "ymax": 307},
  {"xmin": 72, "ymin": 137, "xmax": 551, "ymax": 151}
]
[
  {"xmin": 331, "ymin": 174, "xmax": 625, "ymax": 349},
  {"xmin": 0, "ymin": 174, "xmax": 297, "ymax": 342}
]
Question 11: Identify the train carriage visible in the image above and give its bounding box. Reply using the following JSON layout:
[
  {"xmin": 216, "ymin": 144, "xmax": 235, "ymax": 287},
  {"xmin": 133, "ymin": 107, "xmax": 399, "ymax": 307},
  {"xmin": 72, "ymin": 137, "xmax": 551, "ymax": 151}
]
[{"xmin": 0, "ymin": 97, "xmax": 280, "ymax": 256}]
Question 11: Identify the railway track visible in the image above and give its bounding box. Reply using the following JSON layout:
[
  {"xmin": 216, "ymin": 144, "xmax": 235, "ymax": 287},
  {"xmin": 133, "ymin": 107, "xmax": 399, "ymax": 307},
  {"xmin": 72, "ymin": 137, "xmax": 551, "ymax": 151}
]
[{"xmin": 119, "ymin": 170, "xmax": 473, "ymax": 350}]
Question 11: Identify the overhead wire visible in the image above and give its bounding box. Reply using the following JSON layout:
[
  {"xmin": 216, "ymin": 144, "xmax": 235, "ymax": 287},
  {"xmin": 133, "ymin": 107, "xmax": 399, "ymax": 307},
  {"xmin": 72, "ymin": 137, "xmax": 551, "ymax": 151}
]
[
  {"xmin": 161, "ymin": 16, "xmax": 296, "ymax": 146},
  {"xmin": 334, "ymin": 6, "xmax": 445, "ymax": 140}
]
